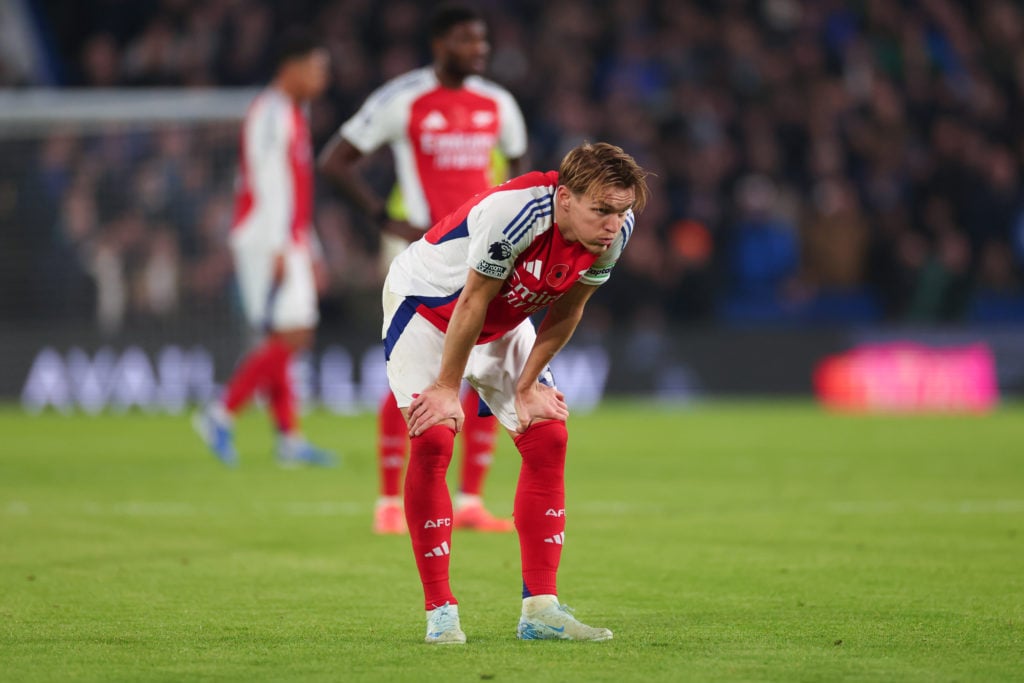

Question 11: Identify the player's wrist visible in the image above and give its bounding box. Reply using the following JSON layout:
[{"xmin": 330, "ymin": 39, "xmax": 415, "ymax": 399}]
[
  {"xmin": 515, "ymin": 375, "xmax": 541, "ymax": 394},
  {"xmin": 433, "ymin": 379, "xmax": 460, "ymax": 392}
]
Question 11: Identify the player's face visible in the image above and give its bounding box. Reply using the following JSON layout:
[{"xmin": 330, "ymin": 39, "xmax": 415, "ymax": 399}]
[
  {"xmin": 297, "ymin": 49, "xmax": 330, "ymax": 99},
  {"xmin": 438, "ymin": 20, "xmax": 490, "ymax": 77},
  {"xmin": 558, "ymin": 185, "xmax": 635, "ymax": 255}
]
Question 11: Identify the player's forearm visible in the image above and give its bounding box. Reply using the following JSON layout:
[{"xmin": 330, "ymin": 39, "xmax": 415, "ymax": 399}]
[
  {"xmin": 516, "ymin": 309, "xmax": 582, "ymax": 393},
  {"xmin": 323, "ymin": 166, "xmax": 385, "ymax": 220},
  {"xmin": 436, "ymin": 271, "xmax": 503, "ymax": 387},
  {"xmin": 317, "ymin": 135, "xmax": 385, "ymax": 220},
  {"xmin": 436, "ymin": 294, "xmax": 488, "ymax": 389},
  {"xmin": 517, "ymin": 284, "xmax": 595, "ymax": 392}
]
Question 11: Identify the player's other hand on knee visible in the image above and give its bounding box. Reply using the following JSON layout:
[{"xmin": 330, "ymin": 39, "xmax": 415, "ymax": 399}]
[
  {"xmin": 514, "ymin": 384, "xmax": 569, "ymax": 433},
  {"xmin": 408, "ymin": 383, "xmax": 464, "ymax": 437}
]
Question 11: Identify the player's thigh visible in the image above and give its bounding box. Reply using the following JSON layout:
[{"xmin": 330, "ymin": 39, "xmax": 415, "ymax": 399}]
[
  {"xmin": 385, "ymin": 313, "xmax": 445, "ymax": 409},
  {"xmin": 272, "ymin": 247, "xmax": 318, "ymax": 331}
]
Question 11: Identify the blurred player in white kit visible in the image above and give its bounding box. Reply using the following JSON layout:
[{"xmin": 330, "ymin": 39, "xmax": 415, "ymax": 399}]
[{"xmin": 194, "ymin": 29, "xmax": 336, "ymax": 468}]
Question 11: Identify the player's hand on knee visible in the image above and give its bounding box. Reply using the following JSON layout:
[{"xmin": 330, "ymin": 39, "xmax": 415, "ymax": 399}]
[
  {"xmin": 514, "ymin": 384, "xmax": 569, "ymax": 433},
  {"xmin": 408, "ymin": 384, "xmax": 464, "ymax": 437}
]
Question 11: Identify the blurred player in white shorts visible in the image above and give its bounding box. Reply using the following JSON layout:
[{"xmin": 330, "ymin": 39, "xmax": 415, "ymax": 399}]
[
  {"xmin": 383, "ymin": 142, "xmax": 649, "ymax": 644},
  {"xmin": 319, "ymin": 3, "xmax": 527, "ymax": 534},
  {"xmin": 193, "ymin": 29, "xmax": 336, "ymax": 468},
  {"xmin": 232, "ymin": 241, "xmax": 318, "ymax": 332}
]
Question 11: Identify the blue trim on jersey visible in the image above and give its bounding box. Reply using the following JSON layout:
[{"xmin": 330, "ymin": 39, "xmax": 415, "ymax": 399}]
[
  {"xmin": 501, "ymin": 197, "xmax": 539, "ymax": 240},
  {"xmin": 383, "ymin": 299, "xmax": 419, "ymax": 361},
  {"xmin": 476, "ymin": 395, "xmax": 494, "ymax": 418},
  {"xmin": 502, "ymin": 195, "xmax": 553, "ymax": 245},
  {"xmin": 415, "ymin": 290, "xmax": 463, "ymax": 308},
  {"xmin": 621, "ymin": 213, "xmax": 635, "ymax": 246},
  {"xmin": 509, "ymin": 206, "xmax": 553, "ymax": 245},
  {"xmin": 434, "ymin": 218, "xmax": 469, "ymax": 244},
  {"xmin": 383, "ymin": 291, "xmax": 465, "ymax": 360}
]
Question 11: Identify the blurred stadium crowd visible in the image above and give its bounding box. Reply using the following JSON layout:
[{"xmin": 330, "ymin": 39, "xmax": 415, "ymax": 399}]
[{"xmin": 2, "ymin": 0, "xmax": 1024, "ymax": 332}]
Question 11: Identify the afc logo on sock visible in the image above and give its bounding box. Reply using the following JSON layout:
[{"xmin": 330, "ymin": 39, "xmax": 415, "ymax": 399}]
[
  {"xmin": 545, "ymin": 509, "xmax": 565, "ymax": 517},
  {"xmin": 424, "ymin": 518, "xmax": 452, "ymax": 528}
]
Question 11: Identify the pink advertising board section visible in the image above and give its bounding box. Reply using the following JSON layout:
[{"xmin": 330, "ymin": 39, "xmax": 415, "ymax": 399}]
[{"xmin": 814, "ymin": 343, "xmax": 998, "ymax": 412}]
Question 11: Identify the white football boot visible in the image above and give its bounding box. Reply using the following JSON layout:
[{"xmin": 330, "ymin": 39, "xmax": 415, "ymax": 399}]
[
  {"xmin": 517, "ymin": 594, "xmax": 613, "ymax": 641},
  {"xmin": 425, "ymin": 602, "xmax": 466, "ymax": 645}
]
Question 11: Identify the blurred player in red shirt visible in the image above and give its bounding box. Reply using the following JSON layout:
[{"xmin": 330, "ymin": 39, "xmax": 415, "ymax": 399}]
[
  {"xmin": 194, "ymin": 29, "xmax": 336, "ymax": 468},
  {"xmin": 319, "ymin": 3, "xmax": 527, "ymax": 533},
  {"xmin": 384, "ymin": 142, "xmax": 649, "ymax": 643}
]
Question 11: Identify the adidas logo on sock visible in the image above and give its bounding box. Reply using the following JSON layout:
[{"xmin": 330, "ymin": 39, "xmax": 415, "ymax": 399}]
[
  {"xmin": 424, "ymin": 541, "xmax": 451, "ymax": 557},
  {"xmin": 543, "ymin": 532, "xmax": 565, "ymax": 545}
]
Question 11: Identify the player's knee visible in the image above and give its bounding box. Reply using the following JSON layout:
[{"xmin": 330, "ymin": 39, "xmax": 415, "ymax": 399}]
[
  {"xmin": 515, "ymin": 420, "xmax": 568, "ymax": 464},
  {"xmin": 271, "ymin": 328, "xmax": 313, "ymax": 351},
  {"xmin": 411, "ymin": 424, "xmax": 456, "ymax": 466}
]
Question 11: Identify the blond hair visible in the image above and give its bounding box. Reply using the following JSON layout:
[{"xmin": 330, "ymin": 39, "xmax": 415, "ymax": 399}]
[{"xmin": 558, "ymin": 142, "xmax": 649, "ymax": 214}]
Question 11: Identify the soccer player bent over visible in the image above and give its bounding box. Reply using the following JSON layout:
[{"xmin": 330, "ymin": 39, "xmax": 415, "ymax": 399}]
[
  {"xmin": 193, "ymin": 31, "xmax": 336, "ymax": 468},
  {"xmin": 383, "ymin": 142, "xmax": 649, "ymax": 643}
]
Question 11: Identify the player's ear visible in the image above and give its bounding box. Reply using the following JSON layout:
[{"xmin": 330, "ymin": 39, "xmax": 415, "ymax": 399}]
[{"xmin": 555, "ymin": 185, "xmax": 572, "ymax": 209}]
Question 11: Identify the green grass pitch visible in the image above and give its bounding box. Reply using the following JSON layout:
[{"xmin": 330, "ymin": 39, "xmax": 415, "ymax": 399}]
[{"xmin": 1, "ymin": 401, "xmax": 1022, "ymax": 682}]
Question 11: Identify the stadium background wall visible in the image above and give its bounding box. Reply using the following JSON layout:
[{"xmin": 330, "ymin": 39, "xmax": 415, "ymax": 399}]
[{"xmin": 7, "ymin": 321, "xmax": 1024, "ymax": 412}]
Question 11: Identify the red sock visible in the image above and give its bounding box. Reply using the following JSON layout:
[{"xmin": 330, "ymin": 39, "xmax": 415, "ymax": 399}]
[
  {"xmin": 513, "ymin": 421, "xmax": 567, "ymax": 598},
  {"xmin": 378, "ymin": 392, "xmax": 408, "ymax": 497},
  {"xmin": 223, "ymin": 338, "xmax": 291, "ymax": 416},
  {"xmin": 265, "ymin": 344, "xmax": 297, "ymax": 433},
  {"xmin": 458, "ymin": 391, "xmax": 497, "ymax": 496},
  {"xmin": 404, "ymin": 424, "xmax": 457, "ymax": 610}
]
